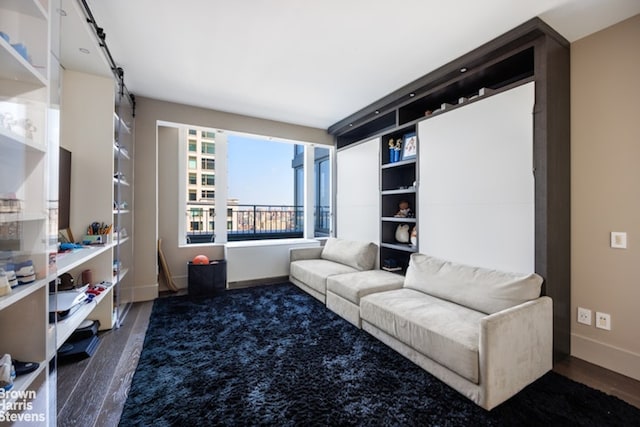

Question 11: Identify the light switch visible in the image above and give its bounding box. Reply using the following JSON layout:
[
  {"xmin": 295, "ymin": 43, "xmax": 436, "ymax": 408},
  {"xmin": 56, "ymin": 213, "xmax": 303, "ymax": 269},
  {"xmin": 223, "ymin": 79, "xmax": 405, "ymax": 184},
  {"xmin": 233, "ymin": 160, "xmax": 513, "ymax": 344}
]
[{"xmin": 610, "ymin": 232, "xmax": 627, "ymax": 249}]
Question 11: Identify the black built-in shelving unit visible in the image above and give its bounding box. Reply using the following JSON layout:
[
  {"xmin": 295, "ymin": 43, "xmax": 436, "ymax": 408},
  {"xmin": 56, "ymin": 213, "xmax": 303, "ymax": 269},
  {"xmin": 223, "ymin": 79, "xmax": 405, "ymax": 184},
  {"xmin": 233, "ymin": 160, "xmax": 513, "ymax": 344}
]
[{"xmin": 329, "ymin": 17, "xmax": 570, "ymax": 362}]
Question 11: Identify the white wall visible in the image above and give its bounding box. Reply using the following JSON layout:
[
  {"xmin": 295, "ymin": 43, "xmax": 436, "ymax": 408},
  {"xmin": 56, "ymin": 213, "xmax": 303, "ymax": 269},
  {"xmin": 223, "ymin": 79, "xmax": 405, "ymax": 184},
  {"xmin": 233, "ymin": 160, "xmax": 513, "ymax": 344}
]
[{"xmin": 418, "ymin": 82, "xmax": 535, "ymax": 273}]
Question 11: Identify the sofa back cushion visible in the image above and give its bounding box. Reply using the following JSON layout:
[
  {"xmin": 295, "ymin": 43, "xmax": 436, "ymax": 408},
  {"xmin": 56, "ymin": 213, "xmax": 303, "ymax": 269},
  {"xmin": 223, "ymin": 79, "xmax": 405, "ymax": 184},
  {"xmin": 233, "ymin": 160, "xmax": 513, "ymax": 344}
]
[
  {"xmin": 321, "ymin": 238, "xmax": 378, "ymax": 271},
  {"xmin": 404, "ymin": 253, "xmax": 543, "ymax": 314}
]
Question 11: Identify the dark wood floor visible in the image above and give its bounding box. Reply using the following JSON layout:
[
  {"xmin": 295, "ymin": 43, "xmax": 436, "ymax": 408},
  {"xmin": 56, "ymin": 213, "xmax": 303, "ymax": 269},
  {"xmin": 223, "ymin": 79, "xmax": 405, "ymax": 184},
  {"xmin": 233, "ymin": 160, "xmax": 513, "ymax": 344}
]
[
  {"xmin": 56, "ymin": 301, "xmax": 153, "ymax": 427},
  {"xmin": 56, "ymin": 299, "xmax": 640, "ymax": 426}
]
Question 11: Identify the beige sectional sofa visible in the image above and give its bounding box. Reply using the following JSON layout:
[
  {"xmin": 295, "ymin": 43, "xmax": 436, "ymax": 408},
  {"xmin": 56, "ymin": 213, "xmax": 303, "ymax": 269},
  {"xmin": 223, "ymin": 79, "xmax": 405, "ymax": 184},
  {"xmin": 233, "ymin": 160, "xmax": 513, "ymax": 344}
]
[
  {"xmin": 289, "ymin": 239, "xmax": 553, "ymax": 411},
  {"xmin": 360, "ymin": 253, "xmax": 552, "ymax": 410},
  {"xmin": 289, "ymin": 238, "xmax": 378, "ymax": 303}
]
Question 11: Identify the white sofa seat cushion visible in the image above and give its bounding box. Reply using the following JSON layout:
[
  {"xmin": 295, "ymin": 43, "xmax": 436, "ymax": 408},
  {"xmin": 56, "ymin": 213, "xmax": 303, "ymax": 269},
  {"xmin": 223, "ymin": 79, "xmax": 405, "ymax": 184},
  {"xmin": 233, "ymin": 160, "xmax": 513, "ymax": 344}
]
[
  {"xmin": 320, "ymin": 238, "xmax": 378, "ymax": 271},
  {"xmin": 290, "ymin": 259, "xmax": 358, "ymax": 295},
  {"xmin": 404, "ymin": 253, "xmax": 543, "ymax": 315},
  {"xmin": 361, "ymin": 288, "xmax": 485, "ymax": 384},
  {"xmin": 327, "ymin": 270, "xmax": 404, "ymax": 305}
]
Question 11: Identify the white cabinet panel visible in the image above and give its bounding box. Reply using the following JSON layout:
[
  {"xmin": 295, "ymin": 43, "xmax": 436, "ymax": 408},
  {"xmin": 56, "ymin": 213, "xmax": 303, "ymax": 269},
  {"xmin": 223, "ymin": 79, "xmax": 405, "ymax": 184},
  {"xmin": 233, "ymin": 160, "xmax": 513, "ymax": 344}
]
[
  {"xmin": 336, "ymin": 137, "xmax": 379, "ymax": 244},
  {"xmin": 418, "ymin": 82, "xmax": 535, "ymax": 273}
]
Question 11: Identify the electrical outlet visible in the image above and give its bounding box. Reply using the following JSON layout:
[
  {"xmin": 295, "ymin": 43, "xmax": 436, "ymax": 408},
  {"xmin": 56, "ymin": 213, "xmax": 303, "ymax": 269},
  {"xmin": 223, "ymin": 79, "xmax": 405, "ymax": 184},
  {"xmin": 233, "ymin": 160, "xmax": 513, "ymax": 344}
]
[
  {"xmin": 611, "ymin": 232, "xmax": 627, "ymax": 249},
  {"xmin": 577, "ymin": 307, "xmax": 592, "ymax": 325},
  {"xmin": 595, "ymin": 312, "xmax": 611, "ymax": 330}
]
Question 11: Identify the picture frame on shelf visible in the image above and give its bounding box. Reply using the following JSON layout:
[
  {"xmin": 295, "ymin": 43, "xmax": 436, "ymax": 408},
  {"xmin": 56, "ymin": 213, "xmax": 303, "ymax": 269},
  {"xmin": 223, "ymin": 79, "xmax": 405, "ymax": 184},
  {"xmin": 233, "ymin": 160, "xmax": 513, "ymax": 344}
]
[{"xmin": 401, "ymin": 132, "xmax": 417, "ymax": 160}]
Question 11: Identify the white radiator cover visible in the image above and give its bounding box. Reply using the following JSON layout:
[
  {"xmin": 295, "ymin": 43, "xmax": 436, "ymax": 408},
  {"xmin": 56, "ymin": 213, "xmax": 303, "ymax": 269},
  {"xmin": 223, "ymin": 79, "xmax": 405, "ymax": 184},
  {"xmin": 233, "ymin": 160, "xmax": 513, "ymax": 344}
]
[{"xmin": 226, "ymin": 239, "xmax": 321, "ymax": 283}]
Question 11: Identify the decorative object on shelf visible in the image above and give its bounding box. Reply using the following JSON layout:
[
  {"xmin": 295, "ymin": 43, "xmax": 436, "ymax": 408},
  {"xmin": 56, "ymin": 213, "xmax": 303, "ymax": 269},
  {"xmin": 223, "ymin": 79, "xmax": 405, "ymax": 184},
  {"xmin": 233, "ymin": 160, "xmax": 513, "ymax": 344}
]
[
  {"xmin": 395, "ymin": 224, "xmax": 410, "ymax": 243},
  {"xmin": 479, "ymin": 87, "xmax": 495, "ymax": 97},
  {"xmin": 410, "ymin": 226, "xmax": 417, "ymax": 247},
  {"xmin": 394, "ymin": 138, "xmax": 403, "ymax": 162},
  {"xmin": 458, "ymin": 97, "xmax": 468, "ymax": 104},
  {"xmin": 424, "ymin": 110, "xmax": 433, "ymax": 116},
  {"xmin": 394, "ymin": 200, "xmax": 413, "ymax": 218},
  {"xmin": 382, "ymin": 258, "xmax": 402, "ymax": 272},
  {"xmin": 388, "ymin": 139, "xmax": 395, "ymax": 163},
  {"xmin": 402, "ymin": 132, "xmax": 417, "ymax": 160}
]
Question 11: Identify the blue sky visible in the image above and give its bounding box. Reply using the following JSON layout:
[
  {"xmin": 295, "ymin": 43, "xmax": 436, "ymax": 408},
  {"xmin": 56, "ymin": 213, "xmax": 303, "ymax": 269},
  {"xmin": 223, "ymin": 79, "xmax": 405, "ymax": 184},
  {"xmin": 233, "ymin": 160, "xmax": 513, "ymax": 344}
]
[{"xmin": 227, "ymin": 134, "xmax": 295, "ymax": 206}]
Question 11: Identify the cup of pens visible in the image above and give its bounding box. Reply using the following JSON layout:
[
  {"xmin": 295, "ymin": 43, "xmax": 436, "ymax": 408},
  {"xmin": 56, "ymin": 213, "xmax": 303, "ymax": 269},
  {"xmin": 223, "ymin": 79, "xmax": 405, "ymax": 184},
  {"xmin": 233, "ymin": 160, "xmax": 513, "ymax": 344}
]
[{"xmin": 83, "ymin": 222, "xmax": 113, "ymax": 245}]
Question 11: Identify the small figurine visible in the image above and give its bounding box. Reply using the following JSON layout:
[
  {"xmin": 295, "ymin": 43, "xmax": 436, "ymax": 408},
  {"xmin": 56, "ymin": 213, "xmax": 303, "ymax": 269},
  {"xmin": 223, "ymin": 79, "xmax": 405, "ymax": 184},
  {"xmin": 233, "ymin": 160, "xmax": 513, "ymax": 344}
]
[{"xmin": 394, "ymin": 200, "xmax": 412, "ymax": 218}]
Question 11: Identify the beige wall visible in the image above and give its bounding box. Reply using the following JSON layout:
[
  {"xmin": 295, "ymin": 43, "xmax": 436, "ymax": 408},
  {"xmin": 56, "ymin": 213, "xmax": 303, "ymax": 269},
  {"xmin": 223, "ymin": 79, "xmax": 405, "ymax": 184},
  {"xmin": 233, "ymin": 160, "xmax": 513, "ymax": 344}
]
[
  {"xmin": 133, "ymin": 97, "xmax": 333, "ymax": 299},
  {"xmin": 571, "ymin": 14, "xmax": 640, "ymax": 381}
]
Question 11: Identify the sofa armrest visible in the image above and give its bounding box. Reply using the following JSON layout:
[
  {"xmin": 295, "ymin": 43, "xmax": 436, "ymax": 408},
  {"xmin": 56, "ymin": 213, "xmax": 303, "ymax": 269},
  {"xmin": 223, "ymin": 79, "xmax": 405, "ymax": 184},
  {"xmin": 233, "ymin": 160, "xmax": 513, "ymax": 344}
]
[
  {"xmin": 289, "ymin": 246, "xmax": 324, "ymax": 262},
  {"xmin": 479, "ymin": 296, "xmax": 553, "ymax": 410}
]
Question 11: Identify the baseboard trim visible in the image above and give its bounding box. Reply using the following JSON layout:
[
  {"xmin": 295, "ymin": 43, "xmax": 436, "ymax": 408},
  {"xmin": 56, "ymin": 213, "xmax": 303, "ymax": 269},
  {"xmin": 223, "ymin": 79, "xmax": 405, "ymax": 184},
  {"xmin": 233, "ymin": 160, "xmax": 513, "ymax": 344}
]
[
  {"xmin": 571, "ymin": 333, "xmax": 640, "ymax": 381},
  {"xmin": 132, "ymin": 283, "xmax": 159, "ymax": 302},
  {"xmin": 228, "ymin": 276, "xmax": 290, "ymax": 289}
]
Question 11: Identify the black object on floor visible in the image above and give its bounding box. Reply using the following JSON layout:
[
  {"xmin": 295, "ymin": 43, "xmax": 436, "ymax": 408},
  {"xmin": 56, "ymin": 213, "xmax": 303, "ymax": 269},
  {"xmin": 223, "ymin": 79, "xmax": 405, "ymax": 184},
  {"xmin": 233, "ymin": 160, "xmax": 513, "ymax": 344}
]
[
  {"xmin": 58, "ymin": 335, "xmax": 100, "ymax": 364},
  {"xmin": 120, "ymin": 283, "xmax": 640, "ymax": 426},
  {"xmin": 187, "ymin": 259, "xmax": 226, "ymax": 297}
]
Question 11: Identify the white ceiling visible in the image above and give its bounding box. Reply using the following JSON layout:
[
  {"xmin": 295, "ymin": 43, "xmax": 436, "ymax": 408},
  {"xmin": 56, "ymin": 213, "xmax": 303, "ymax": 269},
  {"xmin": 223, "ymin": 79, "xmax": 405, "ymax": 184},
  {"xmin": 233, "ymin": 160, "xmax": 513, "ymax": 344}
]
[{"xmin": 62, "ymin": 0, "xmax": 640, "ymax": 130}]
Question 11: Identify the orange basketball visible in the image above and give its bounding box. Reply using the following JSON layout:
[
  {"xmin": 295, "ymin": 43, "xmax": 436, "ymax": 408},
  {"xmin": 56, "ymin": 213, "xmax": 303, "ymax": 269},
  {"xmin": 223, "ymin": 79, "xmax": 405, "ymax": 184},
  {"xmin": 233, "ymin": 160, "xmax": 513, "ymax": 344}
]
[{"xmin": 192, "ymin": 254, "xmax": 209, "ymax": 265}]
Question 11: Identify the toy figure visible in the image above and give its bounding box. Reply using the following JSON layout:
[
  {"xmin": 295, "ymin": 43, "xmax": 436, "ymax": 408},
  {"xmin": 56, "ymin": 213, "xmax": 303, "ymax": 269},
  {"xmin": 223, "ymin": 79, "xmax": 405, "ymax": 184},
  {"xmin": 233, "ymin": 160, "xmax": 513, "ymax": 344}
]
[{"xmin": 394, "ymin": 200, "xmax": 412, "ymax": 218}]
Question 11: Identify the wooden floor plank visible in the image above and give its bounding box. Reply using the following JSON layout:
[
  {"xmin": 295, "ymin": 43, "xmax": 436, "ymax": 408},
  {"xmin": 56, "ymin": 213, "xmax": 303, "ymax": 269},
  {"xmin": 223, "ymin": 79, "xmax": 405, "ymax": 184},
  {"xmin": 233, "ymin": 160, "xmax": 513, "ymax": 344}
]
[
  {"xmin": 94, "ymin": 301, "xmax": 153, "ymax": 427},
  {"xmin": 56, "ymin": 302, "xmax": 152, "ymax": 427}
]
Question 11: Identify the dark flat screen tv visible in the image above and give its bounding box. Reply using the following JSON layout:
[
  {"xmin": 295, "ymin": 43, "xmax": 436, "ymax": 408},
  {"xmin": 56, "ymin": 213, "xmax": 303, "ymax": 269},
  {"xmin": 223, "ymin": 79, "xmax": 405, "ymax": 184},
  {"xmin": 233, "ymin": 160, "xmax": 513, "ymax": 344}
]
[{"xmin": 59, "ymin": 147, "xmax": 71, "ymax": 230}]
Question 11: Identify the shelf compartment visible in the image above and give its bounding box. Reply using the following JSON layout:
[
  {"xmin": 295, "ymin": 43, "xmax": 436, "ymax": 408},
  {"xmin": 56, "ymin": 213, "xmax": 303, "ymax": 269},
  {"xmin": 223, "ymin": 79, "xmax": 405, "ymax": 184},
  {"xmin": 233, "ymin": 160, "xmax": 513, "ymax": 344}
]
[
  {"xmin": 0, "ymin": 211, "xmax": 46, "ymax": 223},
  {"xmin": 1, "ymin": 0, "xmax": 47, "ymax": 19},
  {"xmin": 55, "ymin": 244, "xmax": 114, "ymax": 276},
  {"xmin": 113, "ymin": 267, "xmax": 129, "ymax": 286},
  {"xmin": 0, "ymin": 125, "xmax": 47, "ymax": 153},
  {"xmin": 0, "ymin": 38, "xmax": 47, "ymax": 86},
  {"xmin": 1, "ymin": 359, "xmax": 47, "ymax": 405},
  {"xmin": 335, "ymin": 111, "xmax": 396, "ymax": 149},
  {"xmin": 0, "ymin": 278, "xmax": 46, "ymax": 311},
  {"xmin": 398, "ymin": 47, "xmax": 534, "ymax": 126},
  {"xmin": 54, "ymin": 284, "xmax": 114, "ymax": 348},
  {"xmin": 381, "ymin": 192, "xmax": 416, "ymax": 218}
]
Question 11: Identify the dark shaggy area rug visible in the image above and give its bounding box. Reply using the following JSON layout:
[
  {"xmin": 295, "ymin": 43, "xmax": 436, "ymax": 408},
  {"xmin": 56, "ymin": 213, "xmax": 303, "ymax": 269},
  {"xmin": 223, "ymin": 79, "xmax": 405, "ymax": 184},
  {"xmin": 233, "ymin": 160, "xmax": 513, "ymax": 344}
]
[{"xmin": 119, "ymin": 283, "xmax": 639, "ymax": 426}]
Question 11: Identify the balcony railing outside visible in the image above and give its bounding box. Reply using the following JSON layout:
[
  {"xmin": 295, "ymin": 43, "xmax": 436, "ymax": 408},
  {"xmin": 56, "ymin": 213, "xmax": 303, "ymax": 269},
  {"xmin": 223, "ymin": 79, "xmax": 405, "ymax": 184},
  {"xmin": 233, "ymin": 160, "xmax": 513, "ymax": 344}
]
[
  {"xmin": 186, "ymin": 204, "xmax": 331, "ymax": 243},
  {"xmin": 186, "ymin": 204, "xmax": 303, "ymax": 243}
]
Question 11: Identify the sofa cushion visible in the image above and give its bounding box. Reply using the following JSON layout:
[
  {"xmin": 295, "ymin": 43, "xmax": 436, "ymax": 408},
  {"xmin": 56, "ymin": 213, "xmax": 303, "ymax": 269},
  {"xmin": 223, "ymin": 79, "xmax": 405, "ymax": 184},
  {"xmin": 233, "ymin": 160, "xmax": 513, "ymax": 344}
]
[
  {"xmin": 327, "ymin": 270, "xmax": 404, "ymax": 305},
  {"xmin": 404, "ymin": 253, "xmax": 543, "ymax": 315},
  {"xmin": 290, "ymin": 259, "xmax": 358, "ymax": 295},
  {"xmin": 361, "ymin": 288, "xmax": 484, "ymax": 384},
  {"xmin": 320, "ymin": 238, "xmax": 377, "ymax": 271}
]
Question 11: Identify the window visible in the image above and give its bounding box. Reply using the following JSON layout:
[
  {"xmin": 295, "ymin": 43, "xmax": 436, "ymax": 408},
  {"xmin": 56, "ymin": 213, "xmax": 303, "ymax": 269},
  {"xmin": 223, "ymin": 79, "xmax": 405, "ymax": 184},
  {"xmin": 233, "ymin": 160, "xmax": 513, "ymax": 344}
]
[
  {"xmin": 202, "ymin": 158, "xmax": 215, "ymax": 170},
  {"xmin": 315, "ymin": 147, "xmax": 331, "ymax": 236},
  {"xmin": 178, "ymin": 124, "xmax": 333, "ymax": 245},
  {"xmin": 201, "ymin": 174, "xmax": 215, "ymax": 186},
  {"xmin": 202, "ymin": 142, "xmax": 215, "ymax": 155},
  {"xmin": 228, "ymin": 135, "xmax": 302, "ymax": 241}
]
